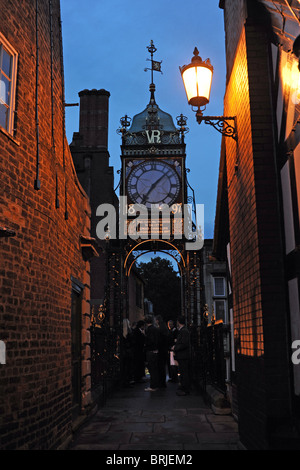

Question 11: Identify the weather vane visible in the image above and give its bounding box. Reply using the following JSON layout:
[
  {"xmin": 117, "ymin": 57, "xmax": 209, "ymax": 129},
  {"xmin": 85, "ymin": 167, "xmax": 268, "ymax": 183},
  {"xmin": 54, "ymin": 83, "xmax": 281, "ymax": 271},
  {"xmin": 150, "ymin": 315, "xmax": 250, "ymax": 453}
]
[{"xmin": 144, "ymin": 40, "xmax": 163, "ymax": 86}]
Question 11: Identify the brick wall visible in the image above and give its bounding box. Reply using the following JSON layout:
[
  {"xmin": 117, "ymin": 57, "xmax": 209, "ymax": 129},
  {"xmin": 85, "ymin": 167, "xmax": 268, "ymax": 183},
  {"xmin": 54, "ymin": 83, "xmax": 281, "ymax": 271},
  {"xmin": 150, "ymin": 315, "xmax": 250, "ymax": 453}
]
[
  {"xmin": 222, "ymin": 0, "xmax": 247, "ymax": 84},
  {"xmin": 0, "ymin": 0, "xmax": 92, "ymax": 449},
  {"xmin": 222, "ymin": 0, "xmax": 291, "ymax": 449}
]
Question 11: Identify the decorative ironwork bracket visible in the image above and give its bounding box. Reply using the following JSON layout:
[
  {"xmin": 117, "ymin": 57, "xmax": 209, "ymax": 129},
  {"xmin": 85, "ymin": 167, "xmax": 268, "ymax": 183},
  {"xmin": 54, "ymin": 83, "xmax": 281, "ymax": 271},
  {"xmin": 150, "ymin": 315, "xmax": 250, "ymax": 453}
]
[{"xmin": 196, "ymin": 112, "xmax": 237, "ymax": 141}]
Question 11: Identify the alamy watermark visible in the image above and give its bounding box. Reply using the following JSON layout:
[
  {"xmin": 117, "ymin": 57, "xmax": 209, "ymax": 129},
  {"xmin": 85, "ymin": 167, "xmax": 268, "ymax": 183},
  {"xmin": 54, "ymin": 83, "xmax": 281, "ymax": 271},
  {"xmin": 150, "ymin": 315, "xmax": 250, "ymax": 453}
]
[
  {"xmin": 0, "ymin": 340, "xmax": 6, "ymax": 364},
  {"xmin": 95, "ymin": 197, "xmax": 204, "ymax": 250},
  {"xmin": 292, "ymin": 340, "xmax": 300, "ymax": 365}
]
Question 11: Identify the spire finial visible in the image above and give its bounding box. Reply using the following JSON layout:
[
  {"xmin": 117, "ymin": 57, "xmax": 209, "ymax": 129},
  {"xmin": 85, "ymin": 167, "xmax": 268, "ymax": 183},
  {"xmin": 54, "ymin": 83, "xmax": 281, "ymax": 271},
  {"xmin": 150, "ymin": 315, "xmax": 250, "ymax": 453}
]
[{"xmin": 144, "ymin": 40, "xmax": 162, "ymax": 102}]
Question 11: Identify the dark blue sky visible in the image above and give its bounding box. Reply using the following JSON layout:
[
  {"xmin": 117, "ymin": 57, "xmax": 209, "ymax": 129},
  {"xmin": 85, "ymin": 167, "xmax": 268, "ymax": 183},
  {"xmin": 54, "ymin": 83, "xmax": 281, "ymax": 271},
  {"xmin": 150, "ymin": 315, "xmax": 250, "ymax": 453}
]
[{"xmin": 60, "ymin": 0, "xmax": 226, "ymax": 244}]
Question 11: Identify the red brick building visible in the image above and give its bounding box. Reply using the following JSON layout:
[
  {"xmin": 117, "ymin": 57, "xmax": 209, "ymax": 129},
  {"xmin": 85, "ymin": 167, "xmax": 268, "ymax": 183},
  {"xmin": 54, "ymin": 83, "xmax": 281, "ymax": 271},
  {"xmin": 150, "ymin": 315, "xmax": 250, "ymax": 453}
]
[
  {"xmin": 214, "ymin": 0, "xmax": 300, "ymax": 449},
  {"xmin": 0, "ymin": 0, "xmax": 96, "ymax": 449}
]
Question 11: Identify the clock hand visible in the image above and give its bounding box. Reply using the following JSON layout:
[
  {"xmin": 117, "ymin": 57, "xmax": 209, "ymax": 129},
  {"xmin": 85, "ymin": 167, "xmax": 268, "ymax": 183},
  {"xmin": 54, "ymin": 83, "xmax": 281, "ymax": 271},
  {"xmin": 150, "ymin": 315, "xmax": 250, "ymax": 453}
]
[
  {"xmin": 140, "ymin": 174, "xmax": 168, "ymax": 205},
  {"xmin": 138, "ymin": 178, "xmax": 155, "ymax": 204},
  {"xmin": 145, "ymin": 174, "xmax": 167, "ymax": 197},
  {"xmin": 140, "ymin": 193, "xmax": 148, "ymax": 204}
]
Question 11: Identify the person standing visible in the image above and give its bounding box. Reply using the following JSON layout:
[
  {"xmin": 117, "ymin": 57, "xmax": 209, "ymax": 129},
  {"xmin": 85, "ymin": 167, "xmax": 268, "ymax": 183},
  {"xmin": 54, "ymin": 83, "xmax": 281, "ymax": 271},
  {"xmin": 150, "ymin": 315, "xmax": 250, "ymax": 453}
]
[
  {"xmin": 174, "ymin": 316, "xmax": 191, "ymax": 396},
  {"xmin": 155, "ymin": 315, "xmax": 169, "ymax": 389},
  {"xmin": 167, "ymin": 319, "xmax": 178, "ymax": 383},
  {"xmin": 121, "ymin": 318, "xmax": 134, "ymax": 387},
  {"xmin": 144, "ymin": 315, "xmax": 159, "ymax": 392},
  {"xmin": 132, "ymin": 320, "xmax": 146, "ymax": 383}
]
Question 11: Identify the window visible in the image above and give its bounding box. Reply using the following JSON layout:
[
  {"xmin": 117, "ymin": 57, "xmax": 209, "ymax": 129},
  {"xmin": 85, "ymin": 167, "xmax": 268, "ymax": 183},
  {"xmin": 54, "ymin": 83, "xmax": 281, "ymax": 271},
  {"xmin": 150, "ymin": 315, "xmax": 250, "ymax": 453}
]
[
  {"xmin": 214, "ymin": 299, "xmax": 226, "ymax": 322},
  {"xmin": 0, "ymin": 34, "xmax": 18, "ymax": 135},
  {"xmin": 214, "ymin": 277, "xmax": 225, "ymax": 296}
]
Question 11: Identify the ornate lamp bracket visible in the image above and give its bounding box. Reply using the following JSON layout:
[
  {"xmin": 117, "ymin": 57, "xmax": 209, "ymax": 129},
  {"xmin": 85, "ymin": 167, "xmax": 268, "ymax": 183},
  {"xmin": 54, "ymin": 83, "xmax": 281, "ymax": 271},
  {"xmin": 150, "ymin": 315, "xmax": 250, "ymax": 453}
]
[{"xmin": 196, "ymin": 109, "xmax": 237, "ymax": 141}]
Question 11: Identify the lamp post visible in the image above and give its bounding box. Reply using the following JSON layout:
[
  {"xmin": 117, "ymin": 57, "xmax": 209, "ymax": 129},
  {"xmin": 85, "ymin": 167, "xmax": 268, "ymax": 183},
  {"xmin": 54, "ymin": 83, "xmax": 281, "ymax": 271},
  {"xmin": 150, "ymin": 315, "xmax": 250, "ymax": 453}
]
[{"xmin": 180, "ymin": 48, "xmax": 237, "ymax": 141}]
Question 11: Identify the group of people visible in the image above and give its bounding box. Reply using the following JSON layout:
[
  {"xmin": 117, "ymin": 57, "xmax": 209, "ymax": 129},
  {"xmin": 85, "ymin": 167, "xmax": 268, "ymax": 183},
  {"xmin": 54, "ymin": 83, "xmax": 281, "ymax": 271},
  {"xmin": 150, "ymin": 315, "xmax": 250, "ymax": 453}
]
[{"xmin": 121, "ymin": 314, "xmax": 191, "ymax": 396}]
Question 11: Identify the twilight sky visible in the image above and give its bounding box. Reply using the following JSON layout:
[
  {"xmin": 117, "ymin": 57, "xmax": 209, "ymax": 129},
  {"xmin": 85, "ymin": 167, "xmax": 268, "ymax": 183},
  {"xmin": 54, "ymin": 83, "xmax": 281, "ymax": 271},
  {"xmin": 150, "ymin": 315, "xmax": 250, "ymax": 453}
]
[{"xmin": 60, "ymin": 0, "xmax": 226, "ymax": 244}]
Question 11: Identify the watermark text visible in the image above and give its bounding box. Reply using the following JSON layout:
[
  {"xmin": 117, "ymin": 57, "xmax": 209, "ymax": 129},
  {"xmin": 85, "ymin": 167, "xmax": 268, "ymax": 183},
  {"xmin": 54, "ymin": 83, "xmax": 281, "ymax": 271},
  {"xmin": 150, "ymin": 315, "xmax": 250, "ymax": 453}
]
[
  {"xmin": 0, "ymin": 341, "xmax": 6, "ymax": 364},
  {"xmin": 96, "ymin": 197, "xmax": 204, "ymax": 250},
  {"xmin": 292, "ymin": 340, "xmax": 300, "ymax": 365}
]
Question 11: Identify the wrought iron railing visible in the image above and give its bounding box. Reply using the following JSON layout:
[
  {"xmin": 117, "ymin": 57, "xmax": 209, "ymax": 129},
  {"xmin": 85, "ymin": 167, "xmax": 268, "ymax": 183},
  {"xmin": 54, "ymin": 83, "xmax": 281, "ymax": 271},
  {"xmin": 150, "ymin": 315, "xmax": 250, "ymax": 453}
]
[
  {"xmin": 90, "ymin": 321, "xmax": 120, "ymax": 404},
  {"xmin": 205, "ymin": 320, "xmax": 227, "ymax": 393},
  {"xmin": 191, "ymin": 317, "xmax": 227, "ymax": 395}
]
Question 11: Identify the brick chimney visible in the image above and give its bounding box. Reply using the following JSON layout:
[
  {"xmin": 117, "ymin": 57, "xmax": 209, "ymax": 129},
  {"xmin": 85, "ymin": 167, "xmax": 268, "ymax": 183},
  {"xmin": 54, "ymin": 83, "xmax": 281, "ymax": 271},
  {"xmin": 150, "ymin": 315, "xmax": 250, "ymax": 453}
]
[{"xmin": 78, "ymin": 88, "xmax": 110, "ymax": 148}]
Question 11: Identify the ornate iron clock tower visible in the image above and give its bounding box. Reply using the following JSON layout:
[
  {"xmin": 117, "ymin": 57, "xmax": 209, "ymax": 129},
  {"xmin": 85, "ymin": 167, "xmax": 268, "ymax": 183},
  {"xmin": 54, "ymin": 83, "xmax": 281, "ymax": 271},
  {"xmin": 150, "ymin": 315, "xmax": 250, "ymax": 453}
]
[
  {"xmin": 113, "ymin": 41, "xmax": 201, "ymax": 327},
  {"xmin": 118, "ymin": 41, "xmax": 188, "ymax": 243}
]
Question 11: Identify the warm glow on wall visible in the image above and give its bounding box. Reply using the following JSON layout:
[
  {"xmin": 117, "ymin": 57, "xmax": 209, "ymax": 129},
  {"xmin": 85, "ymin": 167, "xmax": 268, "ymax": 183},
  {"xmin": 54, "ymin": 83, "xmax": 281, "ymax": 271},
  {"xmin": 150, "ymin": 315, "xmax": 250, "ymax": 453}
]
[
  {"xmin": 290, "ymin": 59, "xmax": 300, "ymax": 104},
  {"xmin": 281, "ymin": 57, "xmax": 300, "ymax": 105}
]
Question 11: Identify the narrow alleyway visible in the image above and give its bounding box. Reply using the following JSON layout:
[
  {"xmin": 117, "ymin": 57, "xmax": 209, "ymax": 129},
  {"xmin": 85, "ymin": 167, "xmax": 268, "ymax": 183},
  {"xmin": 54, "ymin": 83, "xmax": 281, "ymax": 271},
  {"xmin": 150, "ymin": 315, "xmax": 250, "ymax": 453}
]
[{"xmin": 69, "ymin": 377, "xmax": 240, "ymax": 451}]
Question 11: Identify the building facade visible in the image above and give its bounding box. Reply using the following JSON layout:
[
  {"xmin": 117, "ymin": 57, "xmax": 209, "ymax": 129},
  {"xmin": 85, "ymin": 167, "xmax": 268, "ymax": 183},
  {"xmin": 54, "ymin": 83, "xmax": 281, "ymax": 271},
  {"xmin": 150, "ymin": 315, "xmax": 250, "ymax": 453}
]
[
  {"xmin": 70, "ymin": 88, "xmax": 118, "ymax": 318},
  {"xmin": 128, "ymin": 266, "xmax": 145, "ymax": 324},
  {"xmin": 201, "ymin": 240, "xmax": 228, "ymax": 325},
  {"xmin": 70, "ymin": 86, "xmax": 149, "ymax": 396},
  {"xmin": 214, "ymin": 0, "xmax": 300, "ymax": 449},
  {"xmin": 0, "ymin": 0, "xmax": 95, "ymax": 449}
]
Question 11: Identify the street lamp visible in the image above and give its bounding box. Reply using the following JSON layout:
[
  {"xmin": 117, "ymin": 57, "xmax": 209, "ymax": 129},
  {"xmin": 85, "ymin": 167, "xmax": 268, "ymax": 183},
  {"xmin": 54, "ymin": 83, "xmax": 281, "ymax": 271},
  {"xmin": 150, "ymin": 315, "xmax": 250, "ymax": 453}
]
[{"xmin": 180, "ymin": 48, "xmax": 237, "ymax": 140}]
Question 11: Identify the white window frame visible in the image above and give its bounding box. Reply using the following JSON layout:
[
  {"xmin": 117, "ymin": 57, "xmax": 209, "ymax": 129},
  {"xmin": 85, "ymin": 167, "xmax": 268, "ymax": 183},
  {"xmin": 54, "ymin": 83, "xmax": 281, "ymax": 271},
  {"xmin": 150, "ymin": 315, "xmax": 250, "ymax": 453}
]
[
  {"xmin": 213, "ymin": 276, "xmax": 225, "ymax": 297},
  {"xmin": 0, "ymin": 32, "xmax": 18, "ymax": 135}
]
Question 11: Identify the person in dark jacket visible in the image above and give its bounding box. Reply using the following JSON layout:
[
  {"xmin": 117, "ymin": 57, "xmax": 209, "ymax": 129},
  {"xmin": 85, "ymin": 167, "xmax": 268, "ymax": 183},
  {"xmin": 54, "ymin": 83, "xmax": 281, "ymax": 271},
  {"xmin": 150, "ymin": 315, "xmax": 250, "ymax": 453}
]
[
  {"xmin": 121, "ymin": 318, "xmax": 134, "ymax": 387},
  {"xmin": 167, "ymin": 319, "xmax": 178, "ymax": 383},
  {"xmin": 174, "ymin": 316, "xmax": 191, "ymax": 396},
  {"xmin": 144, "ymin": 315, "xmax": 159, "ymax": 391},
  {"xmin": 132, "ymin": 320, "xmax": 146, "ymax": 383},
  {"xmin": 155, "ymin": 315, "xmax": 169, "ymax": 388}
]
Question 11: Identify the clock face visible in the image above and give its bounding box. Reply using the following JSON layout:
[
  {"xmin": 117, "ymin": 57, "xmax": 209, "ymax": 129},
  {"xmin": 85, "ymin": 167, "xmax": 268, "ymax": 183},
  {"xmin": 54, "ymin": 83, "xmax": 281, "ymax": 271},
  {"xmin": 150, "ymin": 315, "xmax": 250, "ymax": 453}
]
[{"xmin": 127, "ymin": 160, "xmax": 181, "ymax": 208}]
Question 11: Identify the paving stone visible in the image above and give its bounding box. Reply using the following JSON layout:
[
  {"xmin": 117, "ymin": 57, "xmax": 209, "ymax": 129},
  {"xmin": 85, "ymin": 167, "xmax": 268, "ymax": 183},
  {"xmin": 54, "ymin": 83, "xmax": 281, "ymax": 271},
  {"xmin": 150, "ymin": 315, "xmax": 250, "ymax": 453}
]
[
  {"xmin": 187, "ymin": 408, "xmax": 213, "ymax": 415},
  {"xmin": 196, "ymin": 432, "xmax": 240, "ymax": 443},
  {"xmin": 129, "ymin": 412, "xmax": 165, "ymax": 422},
  {"xmin": 163, "ymin": 408, "xmax": 188, "ymax": 418},
  {"xmin": 206, "ymin": 414, "xmax": 237, "ymax": 422},
  {"xmin": 119, "ymin": 444, "xmax": 183, "ymax": 450},
  {"xmin": 94, "ymin": 410, "xmax": 142, "ymax": 423},
  {"xmin": 75, "ymin": 422, "xmax": 111, "ymax": 434},
  {"xmin": 108, "ymin": 422, "xmax": 154, "ymax": 433},
  {"xmin": 153, "ymin": 420, "xmax": 213, "ymax": 434},
  {"xmin": 165, "ymin": 413, "xmax": 208, "ymax": 423},
  {"xmin": 184, "ymin": 443, "xmax": 232, "ymax": 450},
  {"xmin": 71, "ymin": 432, "xmax": 132, "ymax": 447},
  {"xmin": 69, "ymin": 379, "xmax": 240, "ymax": 451},
  {"xmin": 131, "ymin": 432, "xmax": 198, "ymax": 445},
  {"xmin": 210, "ymin": 421, "xmax": 239, "ymax": 433},
  {"xmin": 71, "ymin": 444, "xmax": 120, "ymax": 450}
]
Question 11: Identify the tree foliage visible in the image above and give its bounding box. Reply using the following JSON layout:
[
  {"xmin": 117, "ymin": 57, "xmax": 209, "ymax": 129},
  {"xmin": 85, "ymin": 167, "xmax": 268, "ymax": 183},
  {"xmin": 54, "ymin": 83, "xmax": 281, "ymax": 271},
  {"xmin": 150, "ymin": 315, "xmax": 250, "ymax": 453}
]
[{"xmin": 136, "ymin": 256, "xmax": 181, "ymax": 322}]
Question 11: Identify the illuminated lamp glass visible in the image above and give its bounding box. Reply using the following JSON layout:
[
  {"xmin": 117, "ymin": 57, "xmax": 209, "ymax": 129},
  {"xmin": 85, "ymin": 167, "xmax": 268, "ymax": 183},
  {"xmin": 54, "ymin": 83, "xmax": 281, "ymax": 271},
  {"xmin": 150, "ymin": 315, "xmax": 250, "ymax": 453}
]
[{"xmin": 180, "ymin": 47, "xmax": 213, "ymax": 108}]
